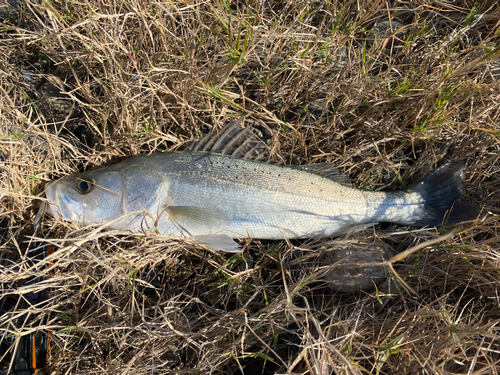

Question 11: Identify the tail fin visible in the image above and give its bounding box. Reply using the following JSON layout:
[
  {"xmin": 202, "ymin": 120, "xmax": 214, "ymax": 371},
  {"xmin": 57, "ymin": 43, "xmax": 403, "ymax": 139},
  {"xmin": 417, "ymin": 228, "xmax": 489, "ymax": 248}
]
[{"xmin": 404, "ymin": 161, "xmax": 475, "ymax": 226}]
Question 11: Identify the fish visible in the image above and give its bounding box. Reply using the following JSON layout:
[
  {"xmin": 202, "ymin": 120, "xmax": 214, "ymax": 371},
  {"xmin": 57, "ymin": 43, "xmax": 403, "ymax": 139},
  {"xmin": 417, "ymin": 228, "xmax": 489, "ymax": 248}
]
[{"xmin": 45, "ymin": 117, "xmax": 469, "ymax": 253}]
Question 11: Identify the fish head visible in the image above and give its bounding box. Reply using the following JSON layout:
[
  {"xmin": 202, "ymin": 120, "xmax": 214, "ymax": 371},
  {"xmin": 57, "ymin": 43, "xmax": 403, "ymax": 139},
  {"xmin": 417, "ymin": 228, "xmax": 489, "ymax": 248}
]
[{"xmin": 45, "ymin": 171, "xmax": 124, "ymax": 225}]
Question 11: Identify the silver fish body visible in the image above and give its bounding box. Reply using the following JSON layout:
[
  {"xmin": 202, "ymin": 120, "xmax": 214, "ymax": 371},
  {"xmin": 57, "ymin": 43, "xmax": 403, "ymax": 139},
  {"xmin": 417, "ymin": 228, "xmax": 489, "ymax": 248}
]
[{"xmin": 45, "ymin": 121, "xmax": 466, "ymax": 252}]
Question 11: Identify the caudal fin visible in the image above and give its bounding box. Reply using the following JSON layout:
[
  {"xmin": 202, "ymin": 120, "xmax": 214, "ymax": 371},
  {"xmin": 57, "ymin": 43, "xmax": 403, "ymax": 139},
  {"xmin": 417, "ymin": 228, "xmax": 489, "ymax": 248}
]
[{"xmin": 405, "ymin": 161, "xmax": 477, "ymax": 226}]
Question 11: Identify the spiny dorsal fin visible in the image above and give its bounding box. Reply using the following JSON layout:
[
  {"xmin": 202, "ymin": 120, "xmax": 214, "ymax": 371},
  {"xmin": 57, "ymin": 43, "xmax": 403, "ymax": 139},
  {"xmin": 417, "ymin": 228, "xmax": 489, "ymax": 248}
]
[
  {"xmin": 188, "ymin": 118, "xmax": 348, "ymax": 182},
  {"xmin": 189, "ymin": 116, "xmax": 271, "ymax": 161},
  {"xmin": 289, "ymin": 163, "xmax": 350, "ymax": 185}
]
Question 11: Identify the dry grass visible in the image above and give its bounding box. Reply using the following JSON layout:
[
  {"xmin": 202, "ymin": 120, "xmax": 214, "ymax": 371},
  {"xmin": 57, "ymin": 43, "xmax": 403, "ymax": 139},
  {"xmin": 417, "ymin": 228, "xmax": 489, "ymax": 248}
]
[{"xmin": 1, "ymin": 0, "xmax": 499, "ymax": 374}]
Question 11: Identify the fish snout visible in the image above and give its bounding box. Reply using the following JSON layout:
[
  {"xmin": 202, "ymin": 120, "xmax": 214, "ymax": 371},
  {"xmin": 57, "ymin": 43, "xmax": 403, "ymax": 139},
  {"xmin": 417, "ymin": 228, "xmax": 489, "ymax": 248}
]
[
  {"xmin": 45, "ymin": 180, "xmax": 62, "ymax": 219},
  {"xmin": 45, "ymin": 180, "xmax": 82, "ymax": 221}
]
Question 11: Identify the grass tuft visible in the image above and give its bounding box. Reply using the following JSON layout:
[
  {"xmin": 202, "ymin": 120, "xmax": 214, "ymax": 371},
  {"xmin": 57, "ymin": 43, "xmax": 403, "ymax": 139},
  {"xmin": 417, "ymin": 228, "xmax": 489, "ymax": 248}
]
[{"xmin": 0, "ymin": 0, "xmax": 499, "ymax": 374}]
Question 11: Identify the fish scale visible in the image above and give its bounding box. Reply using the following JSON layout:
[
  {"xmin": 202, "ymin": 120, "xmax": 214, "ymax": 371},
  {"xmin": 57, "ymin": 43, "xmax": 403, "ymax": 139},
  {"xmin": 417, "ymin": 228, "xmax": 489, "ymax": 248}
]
[{"xmin": 45, "ymin": 118, "xmax": 468, "ymax": 252}]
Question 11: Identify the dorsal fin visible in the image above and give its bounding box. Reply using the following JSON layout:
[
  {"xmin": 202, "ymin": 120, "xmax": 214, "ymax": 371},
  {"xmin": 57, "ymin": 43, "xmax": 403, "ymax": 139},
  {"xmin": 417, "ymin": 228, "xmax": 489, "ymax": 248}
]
[
  {"xmin": 188, "ymin": 118, "xmax": 348, "ymax": 183},
  {"xmin": 289, "ymin": 163, "xmax": 350, "ymax": 185},
  {"xmin": 188, "ymin": 117, "xmax": 271, "ymax": 161}
]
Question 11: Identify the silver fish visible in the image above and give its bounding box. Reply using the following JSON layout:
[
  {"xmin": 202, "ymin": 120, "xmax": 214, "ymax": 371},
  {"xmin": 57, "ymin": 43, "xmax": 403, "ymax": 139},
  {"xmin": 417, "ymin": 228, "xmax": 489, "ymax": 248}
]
[{"xmin": 45, "ymin": 118, "xmax": 466, "ymax": 252}]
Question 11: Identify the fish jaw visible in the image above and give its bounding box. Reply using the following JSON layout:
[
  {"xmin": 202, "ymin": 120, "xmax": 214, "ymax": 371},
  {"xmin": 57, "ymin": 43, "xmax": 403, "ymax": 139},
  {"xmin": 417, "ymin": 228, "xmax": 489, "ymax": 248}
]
[
  {"xmin": 45, "ymin": 180, "xmax": 61, "ymax": 219},
  {"xmin": 45, "ymin": 180, "xmax": 84, "ymax": 223}
]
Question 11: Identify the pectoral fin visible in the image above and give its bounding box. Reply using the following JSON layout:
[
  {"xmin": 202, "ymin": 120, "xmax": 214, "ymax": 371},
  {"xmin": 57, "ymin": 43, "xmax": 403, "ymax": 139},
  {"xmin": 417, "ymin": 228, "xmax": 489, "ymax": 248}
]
[
  {"xmin": 164, "ymin": 206, "xmax": 240, "ymax": 252},
  {"xmin": 165, "ymin": 206, "xmax": 230, "ymax": 233}
]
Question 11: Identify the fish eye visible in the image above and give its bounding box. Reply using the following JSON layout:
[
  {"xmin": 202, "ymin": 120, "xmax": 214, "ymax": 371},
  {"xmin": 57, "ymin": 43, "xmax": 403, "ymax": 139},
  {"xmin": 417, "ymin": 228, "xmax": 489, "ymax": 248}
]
[{"xmin": 77, "ymin": 179, "xmax": 94, "ymax": 194}]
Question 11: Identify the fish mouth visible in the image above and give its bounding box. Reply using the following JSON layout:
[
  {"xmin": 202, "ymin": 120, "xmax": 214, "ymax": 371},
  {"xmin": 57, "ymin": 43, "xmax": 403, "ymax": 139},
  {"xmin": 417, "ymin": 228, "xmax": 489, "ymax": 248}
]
[
  {"xmin": 45, "ymin": 180, "xmax": 62, "ymax": 219},
  {"xmin": 45, "ymin": 180, "xmax": 83, "ymax": 222}
]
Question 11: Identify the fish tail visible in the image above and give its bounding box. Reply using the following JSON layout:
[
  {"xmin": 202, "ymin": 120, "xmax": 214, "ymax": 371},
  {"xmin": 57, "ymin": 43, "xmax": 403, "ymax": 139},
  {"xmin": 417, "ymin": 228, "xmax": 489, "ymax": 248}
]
[{"xmin": 403, "ymin": 161, "xmax": 476, "ymax": 226}]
